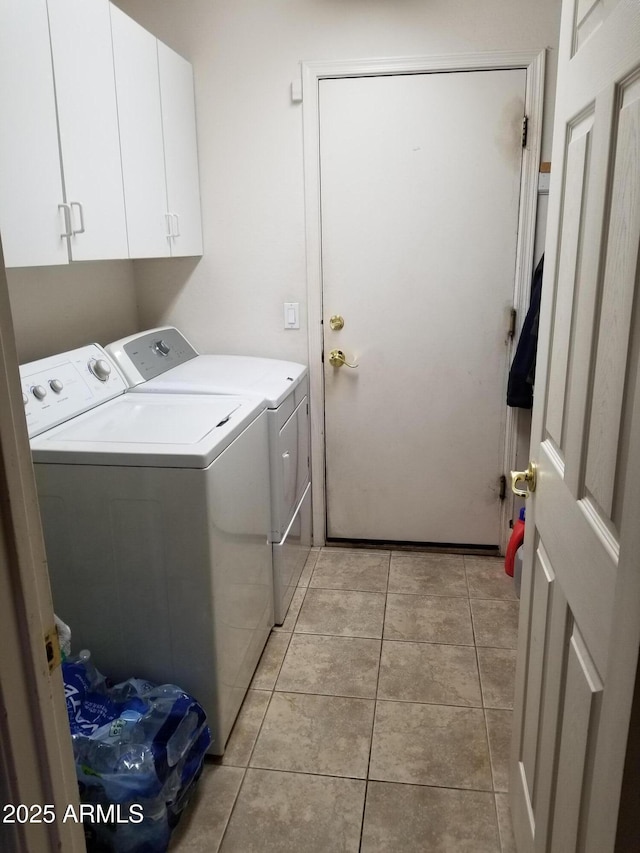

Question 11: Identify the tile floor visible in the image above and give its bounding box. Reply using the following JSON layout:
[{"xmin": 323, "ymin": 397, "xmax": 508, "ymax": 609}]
[{"xmin": 170, "ymin": 547, "xmax": 519, "ymax": 852}]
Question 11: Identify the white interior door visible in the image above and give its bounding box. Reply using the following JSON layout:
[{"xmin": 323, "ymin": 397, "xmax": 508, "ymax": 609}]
[
  {"xmin": 320, "ymin": 70, "xmax": 526, "ymax": 545},
  {"xmin": 510, "ymin": 0, "xmax": 640, "ymax": 850}
]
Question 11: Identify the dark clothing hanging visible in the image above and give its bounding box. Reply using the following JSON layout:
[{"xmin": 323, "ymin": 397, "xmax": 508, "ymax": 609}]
[{"xmin": 507, "ymin": 254, "xmax": 544, "ymax": 409}]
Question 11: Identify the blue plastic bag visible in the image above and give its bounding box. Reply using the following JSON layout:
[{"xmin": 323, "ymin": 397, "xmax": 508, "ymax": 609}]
[{"xmin": 62, "ymin": 653, "xmax": 211, "ymax": 852}]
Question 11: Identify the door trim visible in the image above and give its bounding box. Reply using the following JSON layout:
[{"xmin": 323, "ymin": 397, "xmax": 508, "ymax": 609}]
[
  {"xmin": 302, "ymin": 50, "xmax": 546, "ymax": 547},
  {"xmin": 0, "ymin": 241, "xmax": 86, "ymax": 851}
]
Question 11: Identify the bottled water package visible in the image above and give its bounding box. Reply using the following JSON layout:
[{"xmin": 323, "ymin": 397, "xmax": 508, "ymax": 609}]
[{"xmin": 62, "ymin": 652, "xmax": 211, "ymax": 852}]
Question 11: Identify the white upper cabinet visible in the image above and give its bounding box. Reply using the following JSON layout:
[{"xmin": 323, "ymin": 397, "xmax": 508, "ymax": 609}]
[
  {"xmin": 0, "ymin": 0, "xmax": 202, "ymax": 267},
  {"xmin": 110, "ymin": 4, "xmax": 170, "ymax": 258},
  {"xmin": 110, "ymin": 5, "xmax": 203, "ymax": 258},
  {"xmin": 158, "ymin": 41, "xmax": 204, "ymax": 257},
  {"xmin": 0, "ymin": 0, "xmax": 68, "ymax": 267},
  {"xmin": 47, "ymin": 0, "xmax": 128, "ymax": 261}
]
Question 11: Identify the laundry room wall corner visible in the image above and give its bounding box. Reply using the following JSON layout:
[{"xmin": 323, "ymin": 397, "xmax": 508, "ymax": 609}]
[{"xmin": 113, "ymin": 0, "xmax": 562, "ymax": 365}]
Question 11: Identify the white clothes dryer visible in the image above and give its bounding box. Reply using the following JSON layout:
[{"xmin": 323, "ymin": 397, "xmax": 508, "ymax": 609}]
[
  {"xmin": 20, "ymin": 344, "xmax": 272, "ymax": 755},
  {"xmin": 106, "ymin": 327, "xmax": 311, "ymax": 625}
]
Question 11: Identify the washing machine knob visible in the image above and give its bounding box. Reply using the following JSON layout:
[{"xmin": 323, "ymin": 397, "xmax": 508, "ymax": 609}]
[
  {"xmin": 89, "ymin": 358, "xmax": 112, "ymax": 382},
  {"xmin": 49, "ymin": 379, "xmax": 64, "ymax": 393},
  {"xmin": 32, "ymin": 384, "xmax": 47, "ymax": 401}
]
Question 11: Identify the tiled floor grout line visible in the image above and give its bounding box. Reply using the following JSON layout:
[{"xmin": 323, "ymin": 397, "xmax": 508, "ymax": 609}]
[
  {"xmin": 466, "ymin": 554, "xmax": 504, "ymax": 849},
  {"xmin": 300, "ymin": 548, "xmax": 321, "ymax": 586},
  {"xmin": 492, "ymin": 792, "xmax": 505, "ymax": 853},
  {"xmin": 268, "ymin": 689, "xmax": 485, "ymax": 707},
  {"xmin": 462, "ymin": 553, "xmax": 472, "ymax": 598},
  {"xmin": 212, "ymin": 761, "xmax": 499, "ymax": 794},
  {"xmin": 305, "ymin": 583, "xmax": 518, "ymax": 603},
  {"xmin": 216, "ymin": 580, "xmax": 313, "ymax": 851},
  {"xmin": 263, "ymin": 628, "xmax": 294, "ymax": 691},
  {"xmin": 359, "ymin": 551, "xmax": 389, "ymax": 852},
  {"xmin": 278, "ymin": 627, "xmax": 515, "ymax": 651},
  {"xmin": 214, "ymin": 677, "xmax": 281, "ymax": 851},
  {"xmin": 213, "ymin": 765, "xmax": 247, "ymax": 853}
]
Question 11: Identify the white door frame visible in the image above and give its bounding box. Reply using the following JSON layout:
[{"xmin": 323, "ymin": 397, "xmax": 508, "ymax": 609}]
[
  {"xmin": 0, "ymin": 242, "xmax": 86, "ymax": 851},
  {"xmin": 302, "ymin": 50, "xmax": 546, "ymax": 548}
]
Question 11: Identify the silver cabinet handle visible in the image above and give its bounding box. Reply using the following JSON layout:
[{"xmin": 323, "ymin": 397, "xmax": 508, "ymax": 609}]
[
  {"xmin": 58, "ymin": 203, "xmax": 72, "ymax": 238},
  {"xmin": 70, "ymin": 201, "xmax": 85, "ymax": 235},
  {"xmin": 165, "ymin": 213, "xmax": 180, "ymax": 239},
  {"xmin": 165, "ymin": 212, "xmax": 180, "ymax": 238}
]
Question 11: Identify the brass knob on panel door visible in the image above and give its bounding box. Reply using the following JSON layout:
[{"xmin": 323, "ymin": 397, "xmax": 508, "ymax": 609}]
[
  {"xmin": 329, "ymin": 315, "xmax": 345, "ymax": 331},
  {"xmin": 510, "ymin": 462, "xmax": 537, "ymax": 498},
  {"xmin": 328, "ymin": 349, "xmax": 358, "ymax": 368}
]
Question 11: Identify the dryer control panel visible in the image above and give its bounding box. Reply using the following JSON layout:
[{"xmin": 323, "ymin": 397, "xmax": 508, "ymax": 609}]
[
  {"xmin": 20, "ymin": 345, "xmax": 127, "ymax": 438},
  {"xmin": 106, "ymin": 327, "xmax": 197, "ymax": 387}
]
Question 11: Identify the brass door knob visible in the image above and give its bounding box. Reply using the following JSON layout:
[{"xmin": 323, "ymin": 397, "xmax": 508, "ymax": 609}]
[
  {"xmin": 329, "ymin": 315, "xmax": 345, "ymax": 331},
  {"xmin": 511, "ymin": 462, "xmax": 537, "ymax": 498},
  {"xmin": 329, "ymin": 349, "xmax": 358, "ymax": 368}
]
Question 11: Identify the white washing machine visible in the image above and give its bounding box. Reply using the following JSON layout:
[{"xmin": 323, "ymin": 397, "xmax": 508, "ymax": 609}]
[
  {"xmin": 20, "ymin": 344, "xmax": 273, "ymax": 755},
  {"xmin": 106, "ymin": 327, "xmax": 311, "ymax": 625}
]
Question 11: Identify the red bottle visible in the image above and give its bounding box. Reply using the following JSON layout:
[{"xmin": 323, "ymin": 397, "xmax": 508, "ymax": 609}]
[{"xmin": 505, "ymin": 507, "xmax": 525, "ymax": 577}]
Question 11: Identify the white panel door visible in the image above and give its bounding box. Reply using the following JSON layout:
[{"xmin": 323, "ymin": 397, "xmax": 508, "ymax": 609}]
[
  {"xmin": 110, "ymin": 4, "xmax": 170, "ymax": 259},
  {"xmin": 47, "ymin": 0, "xmax": 128, "ymax": 260},
  {"xmin": 158, "ymin": 41, "xmax": 203, "ymax": 257},
  {"xmin": 320, "ymin": 70, "xmax": 526, "ymax": 545},
  {"xmin": 510, "ymin": 0, "xmax": 640, "ymax": 850},
  {"xmin": 0, "ymin": 0, "xmax": 67, "ymax": 267}
]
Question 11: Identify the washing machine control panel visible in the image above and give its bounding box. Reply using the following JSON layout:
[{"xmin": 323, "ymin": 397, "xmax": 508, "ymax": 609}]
[{"xmin": 20, "ymin": 345, "xmax": 127, "ymax": 438}]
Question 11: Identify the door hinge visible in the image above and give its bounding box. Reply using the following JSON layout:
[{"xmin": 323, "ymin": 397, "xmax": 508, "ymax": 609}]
[
  {"xmin": 499, "ymin": 474, "xmax": 507, "ymax": 501},
  {"xmin": 45, "ymin": 626, "xmax": 62, "ymax": 673},
  {"xmin": 508, "ymin": 308, "xmax": 517, "ymax": 339},
  {"xmin": 522, "ymin": 116, "xmax": 529, "ymax": 148}
]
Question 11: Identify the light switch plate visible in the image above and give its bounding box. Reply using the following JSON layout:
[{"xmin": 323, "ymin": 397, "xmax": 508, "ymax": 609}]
[{"xmin": 284, "ymin": 302, "xmax": 300, "ymax": 329}]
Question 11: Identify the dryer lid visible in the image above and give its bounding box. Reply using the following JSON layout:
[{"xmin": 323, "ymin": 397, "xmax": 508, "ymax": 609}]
[{"xmin": 132, "ymin": 355, "xmax": 307, "ymax": 408}]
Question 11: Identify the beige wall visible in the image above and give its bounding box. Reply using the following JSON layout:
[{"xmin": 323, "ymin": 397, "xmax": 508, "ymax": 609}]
[
  {"xmin": 116, "ymin": 0, "xmax": 561, "ymax": 363},
  {"xmin": 6, "ymin": 1, "xmax": 562, "ymax": 366},
  {"xmin": 7, "ymin": 261, "xmax": 139, "ymax": 363}
]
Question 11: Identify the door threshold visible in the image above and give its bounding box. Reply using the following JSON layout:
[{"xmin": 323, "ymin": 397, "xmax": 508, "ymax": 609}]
[{"xmin": 325, "ymin": 538, "xmax": 500, "ymax": 556}]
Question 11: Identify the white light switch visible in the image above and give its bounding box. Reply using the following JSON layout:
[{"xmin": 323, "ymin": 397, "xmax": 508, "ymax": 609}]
[{"xmin": 284, "ymin": 302, "xmax": 300, "ymax": 329}]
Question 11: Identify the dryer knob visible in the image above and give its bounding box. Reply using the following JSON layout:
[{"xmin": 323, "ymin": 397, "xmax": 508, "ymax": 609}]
[
  {"xmin": 153, "ymin": 339, "xmax": 171, "ymax": 357},
  {"xmin": 49, "ymin": 379, "xmax": 64, "ymax": 393},
  {"xmin": 89, "ymin": 358, "xmax": 112, "ymax": 382}
]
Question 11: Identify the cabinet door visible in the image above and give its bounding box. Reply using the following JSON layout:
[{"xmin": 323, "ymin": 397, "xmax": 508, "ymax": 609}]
[
  {"xmin": 158, "ymin": 41, "xmax": 203, "ymax": 257},
  {"xmin": 0, "ymin": 0, "xmax": 68, "ymax": 267},
  {"xmin": 47, "ymin": 0, "xmax": 128, "ymax": 261},
  {"xmin": 110, "ymin": 4, "xmax": 170, "ymax": 259}
]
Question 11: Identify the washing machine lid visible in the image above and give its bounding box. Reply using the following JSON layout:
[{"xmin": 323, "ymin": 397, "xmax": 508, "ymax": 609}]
[
  {"xmin": 29, "ymin": 393, "xmax": 266, "ymax": 468},
  {"xmin": 130, "ymin": 355, "xmax": 306, "ymax": 408},
  {"xmin": 106, "ymin": 327, "xmax": 307, "ymax": 407}
]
